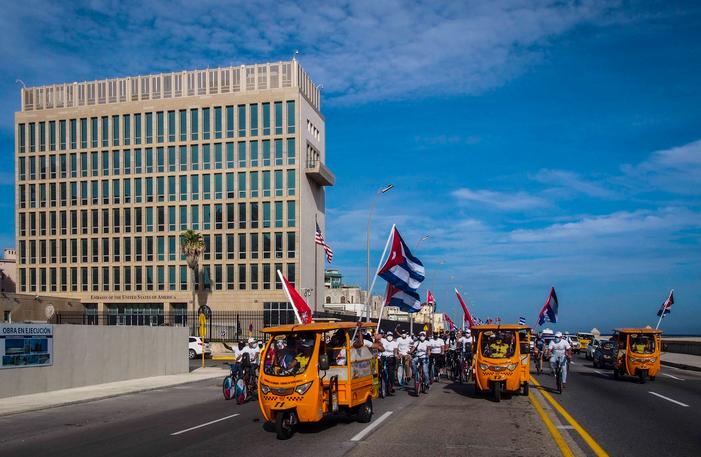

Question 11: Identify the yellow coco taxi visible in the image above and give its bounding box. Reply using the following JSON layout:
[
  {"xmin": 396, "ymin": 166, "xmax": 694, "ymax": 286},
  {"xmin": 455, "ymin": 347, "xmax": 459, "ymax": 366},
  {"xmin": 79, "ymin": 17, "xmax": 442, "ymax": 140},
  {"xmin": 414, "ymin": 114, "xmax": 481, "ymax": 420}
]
[
  {"xmin": 258, "ymin": 322, "xmax": 378, "ymax": 439},
  {"xmin": 612, "ymin": 328, "xmax": 662, "ymax": 383},
  {"xmin": 471, "ymin": 324, "xmax": 531, "ymax": 401}
]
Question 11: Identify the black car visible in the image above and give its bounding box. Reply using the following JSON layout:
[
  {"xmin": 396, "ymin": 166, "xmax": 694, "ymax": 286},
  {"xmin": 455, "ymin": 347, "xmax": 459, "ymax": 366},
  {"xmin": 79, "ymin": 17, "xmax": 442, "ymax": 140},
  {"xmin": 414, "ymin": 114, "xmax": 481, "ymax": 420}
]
[{"xmin": 593, "ymin": 340, "xmax": 617, "ymax": 369}]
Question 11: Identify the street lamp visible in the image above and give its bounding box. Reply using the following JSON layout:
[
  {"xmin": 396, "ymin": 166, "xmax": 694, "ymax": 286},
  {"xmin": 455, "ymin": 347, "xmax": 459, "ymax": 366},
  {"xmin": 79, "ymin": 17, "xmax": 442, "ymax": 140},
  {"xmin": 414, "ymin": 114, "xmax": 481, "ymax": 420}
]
[{"xmin": 366, "ymin": 184, "xmax": 394, "ymax": 321}]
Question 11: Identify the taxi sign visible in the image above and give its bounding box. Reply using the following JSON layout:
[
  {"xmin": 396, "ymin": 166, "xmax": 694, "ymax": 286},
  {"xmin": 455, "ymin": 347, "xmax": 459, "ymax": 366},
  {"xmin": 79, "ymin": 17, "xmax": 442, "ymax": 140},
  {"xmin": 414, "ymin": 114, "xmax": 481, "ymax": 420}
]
[{"xmin": 198, "ymin": 313, "xmax": 206, "ymax": 337}]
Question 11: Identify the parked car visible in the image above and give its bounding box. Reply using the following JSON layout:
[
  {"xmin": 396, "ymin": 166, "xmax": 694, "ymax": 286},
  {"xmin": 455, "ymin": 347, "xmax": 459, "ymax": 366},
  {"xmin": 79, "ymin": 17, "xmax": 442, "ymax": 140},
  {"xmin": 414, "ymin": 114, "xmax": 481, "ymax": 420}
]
[
  {"xmin": 586, "ymin": 338, "xmax": 602, "ymax": 360},
  {"xmin": 565, "ymin": 334, "xmax": 581, "ymax": 353},
  {"xmin": 593, "ymin": 340, "xmax": 617, "ymax": 369},
  {"xmin": 189, "ymin": 336, "xmax": 212, "ymax": 359}
]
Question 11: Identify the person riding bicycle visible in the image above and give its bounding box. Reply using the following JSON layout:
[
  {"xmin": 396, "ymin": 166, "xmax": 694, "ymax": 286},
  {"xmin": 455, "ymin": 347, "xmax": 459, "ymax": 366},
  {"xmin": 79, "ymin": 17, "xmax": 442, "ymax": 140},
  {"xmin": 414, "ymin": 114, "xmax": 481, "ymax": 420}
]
[
  {"xmin": 396, "ymin": 329, "xmax": 412, "ymax": 384},
  {"xmin": 411, "ymin": 331, "xmax": 431, "ymax": 391},
  {"xmin": 547, "ymin": 331, "xmax": 572, "ymax": 388},
  {"xmin": 428, "ymin": 332, "xmax": 445, "ymax": 382},
  {"xmin": 380, "ymin": 331, "xmax": 398, "ymax": 395},
  {"xmin": 533, "ymin": 333, "xmax": 545, "ymax": 372}
]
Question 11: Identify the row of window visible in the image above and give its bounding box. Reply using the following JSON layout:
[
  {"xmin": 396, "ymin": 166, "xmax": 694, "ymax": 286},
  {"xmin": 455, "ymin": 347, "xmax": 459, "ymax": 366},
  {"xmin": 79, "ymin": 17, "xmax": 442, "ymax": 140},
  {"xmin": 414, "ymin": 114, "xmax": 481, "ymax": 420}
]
[
  {"xmin": 19, "ymin": 232, "xmax": 296, "ymax": 265},
  {"xmin": 19, "ymin": 263, "xmax": 297, "ymax": 293},
  {"xmin": 18, "ymin": 139, "xmax": 297, "ymax": 182},
  {"xmin": 18, "ymin": 170, "xmax": 297, "ymax": 209},
  {"xmin": 18, "ymin": 201, "xmax": 297, "ymax": 237},
  {"xmin": 17, "ymin": 102, "xmax": 296, "ymax": 153}
]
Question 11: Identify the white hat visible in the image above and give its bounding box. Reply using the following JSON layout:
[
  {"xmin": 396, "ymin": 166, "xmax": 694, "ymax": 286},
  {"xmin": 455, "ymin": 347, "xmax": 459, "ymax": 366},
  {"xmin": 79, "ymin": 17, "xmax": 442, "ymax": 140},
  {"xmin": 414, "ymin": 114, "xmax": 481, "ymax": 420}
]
[
  {"xmin": 555, "ymin": 331, "xmax": 562, "ymax": 338},
  {"xmin": 386, "ymin": 331, "xmax": 393, "ymax": 336},
  {"xmin": 248, "ymin": 337, "xmax": 255, "ymax": 343}
]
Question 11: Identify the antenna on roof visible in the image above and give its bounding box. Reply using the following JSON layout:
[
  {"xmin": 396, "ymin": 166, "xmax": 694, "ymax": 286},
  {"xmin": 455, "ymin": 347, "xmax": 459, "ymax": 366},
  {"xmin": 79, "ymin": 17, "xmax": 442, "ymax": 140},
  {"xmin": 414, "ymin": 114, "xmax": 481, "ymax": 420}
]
[
  {"xmin": 293, "ymin": 49, "xmax": 300, "ymax": 61},
  {"xmin": 15, "ymin": 79, "xmax": 26, "ymax": 89}
]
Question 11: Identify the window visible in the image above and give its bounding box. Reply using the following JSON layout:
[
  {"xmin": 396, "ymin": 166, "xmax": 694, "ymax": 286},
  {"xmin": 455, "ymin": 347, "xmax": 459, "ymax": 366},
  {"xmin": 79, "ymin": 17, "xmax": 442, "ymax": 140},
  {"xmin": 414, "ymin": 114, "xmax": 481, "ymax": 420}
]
[
  {"xmin": 287, "ymin": 138, "xmax": 295, "ymax": 165},
  {"xmin": 274, "ymin": 102, "xmax": 283, "ymax": 135},
  {"xmin": 124, "ymin": 149, "xmax": 131, "ymax": 174},
  {"xmin": 156, "ymin": 111, "xmax": 164, "ymax": 143},
  {"xmin": 101, "ymin": 116, "xmax": 108, "ymax": 147},
  {"xmin": 191, "ymin": 145, "xmax": 199, "ymax": 171},
  {"xmin": 168, "ymin": 266, "xmax": 176, "ymax": 291},
  {"xmin": 250, "ymin": 141, "xmax": 258, "ymax": 167},
  {"xmin": 287, "ymin": 201, "xmax": 295, "ymax": 227},
  {"xmin": 180, "ymin": 266, "xmax": 188, "ymax": 291},
  {"xmin": 80, "ymin": 118, "xmax": 87, "ymax": 148},
  {"xmin": 123, "ymin": 114, "xmax": 131, "ymax": 145},
  {"xmin": 167, "ymin": 111, "xmax": 176, "ymax": 142},
  {"xmin": 263, "ymin": 140, "xmax": 270, "ymax": 166},
  {"xmin": 180, "ymin": 145, "xmax": 187, "ymax": 171},
  {"xmin": 275, "ymin": 232, "xmax": 283, "ymax": 259},
  {"xmin": 263, "ymin": 171, "xmax": 271, "ymax": 197},
  {"xmin": 286, "ymin": 100, "xmax": 295, "ymax": 133},
  {"xmin": 190, "ymin": 108, "xmax": 198, "ymax": 141},
  {"xmin": 250, "ymin": 264, "xmax": 258, "ymax": 290},
  {"xmin": 91, "ymin": 117, "xmax": 98, "ymax": 147},
  {"xmin": 227, "ymin": 234, "xmax": 235, "ymax": 259},
  {"xmin": 168, "ymin": 146, "xmax": 176, "ymax": 172},
  {"xmin": 203, "ymin": 144, "xmax": 211, "ymax": 170},
  {"xmin": 214, "ymin": 143, "xmax": 222, "ymax": 169},
  {"xmin": 238, "ymin": 202, "xmax": 246, "ymax": 229},
  {"xmin": 263, "ymin": 264, "xmax": 271, "ymax": 289},
  {"xmin": 168, "ymin": 176, "xmax": 176, "ymax": 202},
  {"xmin": 180, "ymin": 205, "xmax": 187, "ymax": 230},
  {"xmin": 238, "ymin": 233, "xmax": 246, "ymax": 260},
  {"xmin": 191, "ymin": 205, "xmax": 199, "ymax": 230},
  {"xmin": 227, "ymin": 203, "xmax": 235, "ymax": 229},
  {"xmin": 203, "ymin": 204, "xmax": 211, "ymax": 230},
  {"xmin": 215, "ymin": 204, "xmax": 223, "ymax": 229},
  {"xmin": 191, "ymin": 175, "xmax": 199, "ymax": 200},
  {"xmin": 124, "ymin": 237, "xmax": 132, "ymax": 261},
  {"xmin": 287, "ymin": 232, "xmax": 296, "ymax": 258},
  {"xmin": 146, "ymin": 148, "xmax": 153, "ymax": 173},
  {"xmin": 112, "ymin": 115, "xmax": 120, "ymax": 146},
  {"xmin": 287, "ymin": 169, "xmax": 296, "ymax": 195},
  {"xmin": 179, "ymin": 110, "xmax": 187, "ymax": 141},
  {"xmin": 226, "ymin": 142, "xmax": 234, "ymax": 168},
  {"xmin": 262, "ymin": 103, "xmax": 270, "ymax": 136},
  {"xmin": 263, "ymin": 232, "xmax": 271, "ymax": 259},
  {"xmin": 226, "ymin": 105, "xmax": 234, "ymax": 138},
  {"xmin": 102, "ymin": 151, "xmax": 109, "ymax": 176},
  {"xmin": 250, "ymin": 103, "xmax": 258, "ymax": 136},
  {"xmin": 226, "ymin": 172, "xmax": 235, "ymax": 198},
  {"xmin": 227, "ymin": 264, "xmax": 235, "ymax": 289},
  {"xmin": 263, "ymin": 202, "xmax": 271, "ymax": 228},
  {"xmin": 202, "ymin": 107, "xmax": 210, "ymax": 140},
  {"xmin": 135, "ymin": 113, "xmax": 142, "ymax": 144},
  {"xmin": 214, "ymin": 173, "xmax": 222, "ymax": 199},
  {"xmin": 238, "ymin": 263, "xmax": 246, "ymax": 289},
  {"xmin": 238, "ymin": 141, "xmax": 246, "ymax": 168},
  {"xmin": 238, "ymin": 105, "xmax": 246, "ymax": 137},
  {"xmin": 215, "ymin": 235, "xmax": 223, "ymax": 260},
  {"xmin": 19, "ymin": 123, "xmax": 26, "ymax": 153},
  {"xmin": 113, "ymin": 150, "xmax": 120, "ymax": 175},
  {"xmin": 60, "ymin": 120, "xmax": 67, "ymax": 150},
  {"xmin": 145, "ymin": 112, "xmax": 153, "ymax": 143},
  {"xmin": 275, "ymin": 170, "xmax": 283, "ymax": 197},
  {"xmin": 169, "ymin": 235, "xmax": 176, "ymax": 261},
  {"xmin": 134, "ymin": 148, "xmax": 142, "ymax": 173},
  {"xmin": 250, "ymin": 171, "xmax": 258, "ymax": 198}
]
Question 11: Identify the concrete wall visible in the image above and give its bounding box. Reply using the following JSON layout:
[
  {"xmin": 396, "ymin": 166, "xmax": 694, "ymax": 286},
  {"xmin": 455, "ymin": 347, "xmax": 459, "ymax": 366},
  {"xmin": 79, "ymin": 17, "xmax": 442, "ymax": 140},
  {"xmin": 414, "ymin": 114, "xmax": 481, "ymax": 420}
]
[
  {"xmin": 662, "ymin": 339, "xmax": 701, "ymax": 356},
  {"xmin": 0, "ymin": 325, "xmax": 188, "ymax": 398}
]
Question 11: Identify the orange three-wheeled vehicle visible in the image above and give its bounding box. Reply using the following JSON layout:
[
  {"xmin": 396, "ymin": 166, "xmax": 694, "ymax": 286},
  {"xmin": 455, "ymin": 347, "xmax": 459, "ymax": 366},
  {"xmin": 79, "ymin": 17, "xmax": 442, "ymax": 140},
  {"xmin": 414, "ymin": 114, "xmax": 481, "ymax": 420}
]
[
  {"xmin": 612, "ymin": 328, "xmax": 662, "ymax": 383},
  {"xmin": 258, "ymin": 322, "xmax": 379, "ymax": 439},
  {"xmin": 471, "ymin": 324, "xmax": 531, "ymax": 401}
]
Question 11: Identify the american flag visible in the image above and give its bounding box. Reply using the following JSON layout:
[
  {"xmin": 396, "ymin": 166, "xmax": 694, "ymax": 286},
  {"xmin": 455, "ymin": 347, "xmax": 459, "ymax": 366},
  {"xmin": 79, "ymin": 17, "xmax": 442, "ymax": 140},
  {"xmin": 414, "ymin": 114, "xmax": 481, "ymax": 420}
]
[{"xmin": 315, "ymin": 222, "xmax": 333, "ymax": 263}]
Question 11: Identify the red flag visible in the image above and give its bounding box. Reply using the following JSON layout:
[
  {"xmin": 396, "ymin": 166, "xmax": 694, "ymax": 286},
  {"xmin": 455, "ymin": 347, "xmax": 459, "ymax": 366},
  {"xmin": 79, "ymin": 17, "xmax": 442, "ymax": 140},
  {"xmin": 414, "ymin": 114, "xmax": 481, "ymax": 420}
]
[
  {"xmin": 277, "ymin": 270, "xmax": 313, "ymax": 324},
  {"xmin": 455, "ymin": 288, "xmax": 475, "ymax": 328},
  {"xmin": 444, "ymin": 314, "xmax": 456, "ymax": 330},
  {"xmin": 427, "ymin": 290, "xmax": 436, "ymax": 306}
]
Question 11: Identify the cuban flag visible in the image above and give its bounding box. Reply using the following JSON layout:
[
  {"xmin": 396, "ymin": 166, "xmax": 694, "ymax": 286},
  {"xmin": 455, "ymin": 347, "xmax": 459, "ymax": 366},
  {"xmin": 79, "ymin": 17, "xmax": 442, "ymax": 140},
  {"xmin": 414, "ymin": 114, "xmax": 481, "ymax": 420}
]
[
  {"xmin": 385, "ymin": 283, "xmax": 421, "ymax": 313},
  {"xmin": 378, "ymin": 226, "xmax": 425, "ymax": 293},
  {"xmin": 277, "ymin": 270, "xmax": 313, "ymax": 324},
  {"xmin": 444, "ymin": 314, "xmax": 457, "ymax": 330},
  {"xmin": 519, "ymin": 316, "xmax": 526, "ymax": 326},
  {"xmin": 427, "ymin": 290, "xmax": 436, "ymax": 307},
  {"xmin": 657, "ymin": 289, "xmax": 674, "ymax": 317},
  {"xmin": 537, "ymin": 286, "xmax": 559, "ymax": 326}
]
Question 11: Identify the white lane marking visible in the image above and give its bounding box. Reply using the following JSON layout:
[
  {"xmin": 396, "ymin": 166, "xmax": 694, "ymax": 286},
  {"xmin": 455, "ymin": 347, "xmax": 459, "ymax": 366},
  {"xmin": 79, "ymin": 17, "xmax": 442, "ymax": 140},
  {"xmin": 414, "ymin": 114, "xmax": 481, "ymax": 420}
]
[
  {"xmin": 556, "ymin": 425, "xmax": 575, "ymax": 429},
  {"xmin": 170, "ymin": 413, "xmax": 240, "ymax": 435},
  {"xmin": 662, "ymin": 373, "xmax": 684, "ymax": 381},
  {"xmin": 350, "ymin": 411, "xmax": 393, "ymax": 442},
  {"xmin": 593, "ymin": 370, "xmax": 610, "ymax": 377},
  {"xmin": 649, "ymin": 391, "xmax": 689, "ymax": 407}
]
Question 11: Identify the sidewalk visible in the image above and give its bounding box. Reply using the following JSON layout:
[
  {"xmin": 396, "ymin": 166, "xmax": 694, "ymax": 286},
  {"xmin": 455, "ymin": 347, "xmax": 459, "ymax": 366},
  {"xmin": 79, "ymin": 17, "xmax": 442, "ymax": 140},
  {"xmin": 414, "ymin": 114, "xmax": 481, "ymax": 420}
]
[
  {"xmin": 661, "ymin": 352, "xmax": 701, "ymax": 372},
  {"xmin": 0, "ymin": 366, "xmax": 228, "ymax": 417}
]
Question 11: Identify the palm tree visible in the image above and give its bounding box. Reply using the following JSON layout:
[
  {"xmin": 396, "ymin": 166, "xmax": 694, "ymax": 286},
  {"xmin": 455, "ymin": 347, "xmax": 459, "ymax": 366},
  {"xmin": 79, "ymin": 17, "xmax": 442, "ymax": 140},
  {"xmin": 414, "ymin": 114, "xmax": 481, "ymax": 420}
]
[{"xmin": 180, "ymin": 229, "xmax": 205, "ymax": 331}]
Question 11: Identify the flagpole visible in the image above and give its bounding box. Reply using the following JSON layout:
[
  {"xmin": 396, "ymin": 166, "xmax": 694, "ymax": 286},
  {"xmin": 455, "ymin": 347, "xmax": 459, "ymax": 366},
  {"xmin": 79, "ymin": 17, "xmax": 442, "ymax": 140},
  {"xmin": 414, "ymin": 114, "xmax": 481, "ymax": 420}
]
[
  {"xmin": 376, "ymin": 283, "xmax": 391, "ymax": 332},
  {"xmin": 655, "ymin": 289, "xmax": 673, "ymax": 330},
  {"xmin": 278, "ymin": 270, "xmax": 303, "ymax": 324},
  {"xmin": 314, "ymin": 214, "xmax": 319, "ymax": 314},
  {"xmin": 365, "ymin": 223, "xmax": 395, "ymax": 322}
]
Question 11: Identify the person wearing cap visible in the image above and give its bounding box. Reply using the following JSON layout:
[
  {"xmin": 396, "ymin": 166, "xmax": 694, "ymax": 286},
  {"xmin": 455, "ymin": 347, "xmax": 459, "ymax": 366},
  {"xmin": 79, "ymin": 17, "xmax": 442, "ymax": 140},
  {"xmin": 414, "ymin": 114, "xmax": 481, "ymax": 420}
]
[
  {"xmin": 429, "ymin": 332, "xmax": 446, "ymax": 382},
  {"xmin": 547, "ymin": 331, "xmax": 571, "ymax": 387},
  {"xmin": 380, "ymin": 331, "xmax": 398, "ymax": 394},
  {"xmin": 241, "ymin": 336, "xmax": 261, "ymax": 366},
  {"xmin": 396, "ymin": 329, "xmax": 413, "ymax": 385},
  {"xmin": 410, "ymin": 331, "xmax": 432, "ymax": 392}
]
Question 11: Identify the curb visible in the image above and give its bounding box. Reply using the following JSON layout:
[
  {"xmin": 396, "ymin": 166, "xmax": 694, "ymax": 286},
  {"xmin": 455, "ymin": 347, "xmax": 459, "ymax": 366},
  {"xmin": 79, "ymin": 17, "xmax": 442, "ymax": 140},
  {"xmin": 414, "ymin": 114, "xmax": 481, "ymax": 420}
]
[
  {"xmin": 0, "ymin": 372, "xmax": 225, "ymax": 418},
  {"xmin": 661, "ymin": 360, "xmax": 701, "ymax": 372}
]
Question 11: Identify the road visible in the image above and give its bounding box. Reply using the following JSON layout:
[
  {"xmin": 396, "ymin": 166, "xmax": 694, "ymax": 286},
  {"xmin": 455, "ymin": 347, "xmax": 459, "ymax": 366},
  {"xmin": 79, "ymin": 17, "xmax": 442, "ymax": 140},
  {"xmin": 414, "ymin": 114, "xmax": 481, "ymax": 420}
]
[
  {"xmin": 532, "ymin": 353, "xmax": 701, "ymax": 457},
  {"xmin": 1, "ymin": 356, "xmax": 699, "ymax": 457}
]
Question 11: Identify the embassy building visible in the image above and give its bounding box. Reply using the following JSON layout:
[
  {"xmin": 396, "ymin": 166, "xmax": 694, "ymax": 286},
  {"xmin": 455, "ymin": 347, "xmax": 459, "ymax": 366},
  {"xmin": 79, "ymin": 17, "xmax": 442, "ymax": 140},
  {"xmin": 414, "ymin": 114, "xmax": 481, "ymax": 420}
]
[{"xmin": 14, "ymin": 60, "xmax": 333, "ymax": 326}]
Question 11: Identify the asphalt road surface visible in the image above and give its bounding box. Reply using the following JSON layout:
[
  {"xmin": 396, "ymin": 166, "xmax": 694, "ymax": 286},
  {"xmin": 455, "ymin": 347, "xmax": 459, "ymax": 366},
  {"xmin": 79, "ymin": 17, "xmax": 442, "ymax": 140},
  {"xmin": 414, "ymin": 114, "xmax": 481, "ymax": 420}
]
[
  {"xmin": 1, "ymin": 356, "xmax": 699, "ymax": 457},
  {"xmin": 532, "ymin": 353, "xmax": 701, "ymax": 457}
]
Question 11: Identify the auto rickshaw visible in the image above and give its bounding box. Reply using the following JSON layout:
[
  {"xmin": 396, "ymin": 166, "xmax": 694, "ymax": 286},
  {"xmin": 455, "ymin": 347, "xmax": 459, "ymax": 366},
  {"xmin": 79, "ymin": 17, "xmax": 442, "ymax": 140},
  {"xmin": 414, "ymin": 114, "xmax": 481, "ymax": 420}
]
[
  {"xmin": 258, "ymin": 322, "xmax": 378, "ymax": 439},
  {"xmin": 612, "ymin": 328, "xmax": 662, "ymax": 383},
  {"xmin": 577, "ymin": 332, "xmax": 595, "ymax": 352},
  {"xmin": 471, "ymin": 324, "xmax": 531, "ymax": 401}
]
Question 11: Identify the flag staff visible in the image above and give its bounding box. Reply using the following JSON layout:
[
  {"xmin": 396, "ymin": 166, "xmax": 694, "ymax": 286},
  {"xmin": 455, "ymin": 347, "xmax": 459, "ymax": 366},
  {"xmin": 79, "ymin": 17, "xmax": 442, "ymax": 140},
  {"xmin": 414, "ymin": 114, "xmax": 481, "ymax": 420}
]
[
  {"xmin": 364, "ymin": 223, "xmax": 396, "ymax": 322},
  {"xmin": 655, "ymin": 289, "xmax": 673, "ymax": 330},
  {"xmin": 314, "ymin": 214, "xmax": 318, "ymax": 314},
  {"xmin": 278, "ymin": 269, "xmax": 303, "ymax": 324}
]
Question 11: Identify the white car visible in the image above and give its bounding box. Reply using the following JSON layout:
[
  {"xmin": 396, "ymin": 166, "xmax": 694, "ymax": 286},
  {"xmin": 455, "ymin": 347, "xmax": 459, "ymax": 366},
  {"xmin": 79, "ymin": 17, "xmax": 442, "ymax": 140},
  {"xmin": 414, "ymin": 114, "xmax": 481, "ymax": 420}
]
[
  {"xmin": 188, "ymin": 336, "xmax": 212, "ymax": 359},
  {"xmin": 586, "ymin": 339, "xmax": 602, "ymax": 360}
]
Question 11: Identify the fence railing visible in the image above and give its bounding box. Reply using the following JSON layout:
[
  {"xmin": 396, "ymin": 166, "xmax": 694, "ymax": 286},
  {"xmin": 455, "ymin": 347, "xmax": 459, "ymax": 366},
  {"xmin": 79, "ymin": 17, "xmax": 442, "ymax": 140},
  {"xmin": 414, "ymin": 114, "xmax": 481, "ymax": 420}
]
[{"xmin": 49, "ymin": 310, "xmax": 414, "ymax": 341}]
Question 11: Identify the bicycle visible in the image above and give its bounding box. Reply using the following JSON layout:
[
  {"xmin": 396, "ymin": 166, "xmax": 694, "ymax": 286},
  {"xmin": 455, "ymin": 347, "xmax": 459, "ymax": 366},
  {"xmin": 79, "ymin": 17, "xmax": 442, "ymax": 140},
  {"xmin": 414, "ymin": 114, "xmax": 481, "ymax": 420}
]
[
  {"xmin": 222, "ymin": 362, "xmax": 238, "ymax": 400},
  {"xmin": 447, "ymin": 351, "xmax": 460, "ymax": 382},
  {"xmin": 554, "ymin": 357, "xmax": 566, "ymax": 394},
  {"xmin": 534, "ymin": 351, "xmax": 543, "ymax": 375},
  {"xmin": 396, "ymin": 354, "xmax": 410, "ymax": 386},
  {"xmin": 459, "ymin": 350, "xmax": 472, "ymax": 384},
  {"xmin": 234, "ymin": 354, "xmax": 258, "ymax": 404},
  {"xmin": 378, "ymin": 356, "xmax": 393, "ymax": 398},
  {"xmin": 413, "ymin": 357, "xmax": 429, "ymax": 394}
]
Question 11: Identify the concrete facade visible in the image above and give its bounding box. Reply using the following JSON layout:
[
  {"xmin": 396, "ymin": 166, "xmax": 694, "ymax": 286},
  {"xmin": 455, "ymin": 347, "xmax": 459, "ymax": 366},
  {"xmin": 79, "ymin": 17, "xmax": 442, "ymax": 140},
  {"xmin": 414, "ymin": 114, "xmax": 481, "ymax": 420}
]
[
  {"xmin": 0, "ymin": 325, "xmax": 187, "ymax": 398},
  {"xmin": 0, "ymin": 248, "xmax": 17, "ymax": 294},
  {"xmin": 14, "ymin": 60, "xmax": 332, "ymax": 323}
]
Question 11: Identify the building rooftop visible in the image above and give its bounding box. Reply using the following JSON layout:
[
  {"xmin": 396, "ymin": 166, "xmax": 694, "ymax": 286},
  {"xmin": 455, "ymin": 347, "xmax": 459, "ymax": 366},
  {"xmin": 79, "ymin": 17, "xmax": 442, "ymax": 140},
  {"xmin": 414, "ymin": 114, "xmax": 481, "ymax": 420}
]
[{"xmin": 19, "ymin": 59, "xmax": 320, "ymax": 113}]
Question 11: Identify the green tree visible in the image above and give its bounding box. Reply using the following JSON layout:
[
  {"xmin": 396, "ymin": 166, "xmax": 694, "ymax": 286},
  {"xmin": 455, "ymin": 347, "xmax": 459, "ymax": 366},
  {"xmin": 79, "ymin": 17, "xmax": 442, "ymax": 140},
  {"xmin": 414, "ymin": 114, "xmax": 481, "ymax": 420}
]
[{"xmin": 180, "ymin": 229, "xmax": 205, "ymax": 328}]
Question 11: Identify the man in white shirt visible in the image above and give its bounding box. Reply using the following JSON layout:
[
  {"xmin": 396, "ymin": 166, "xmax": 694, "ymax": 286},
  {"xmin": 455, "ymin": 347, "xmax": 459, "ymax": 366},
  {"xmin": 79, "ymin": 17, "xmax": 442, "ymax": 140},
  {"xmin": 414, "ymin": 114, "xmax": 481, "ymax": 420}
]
[
  {"xmin": 411, "ymin": 331, "xmax": 432, "ymax": 391},
  {"xmin": 547, "ymin": 332, "xmax": 572, "ymax": 387},
  {"xmin": 395, "ymin": 330, "xmax": 413, "ymax": 385},
  {"xmin": 240, "ymin": 337, "xmax": 261, "ymax": 366},
  {"xmin": 429, "ymin": 333, "xmax": 446, "ymax": 382},
  {"xmin": 380, "ymin": 332, "xmax": 399, "ymax": 394}
]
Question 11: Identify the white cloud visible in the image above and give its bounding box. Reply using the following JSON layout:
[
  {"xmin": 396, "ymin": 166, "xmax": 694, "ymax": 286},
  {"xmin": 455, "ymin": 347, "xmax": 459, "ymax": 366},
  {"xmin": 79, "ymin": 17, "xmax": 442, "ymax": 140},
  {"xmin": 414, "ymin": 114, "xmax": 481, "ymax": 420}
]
[
  {"xmin": 452, "ymin": 187, "xmax": 548, "ymax": 211},
  {"xmin": 531, "ymin": 169, "xmax": 617, "ymax": 199},
  {"xmin": 621, "ymin": 139, "xmax": 701, "ymax": 195}
]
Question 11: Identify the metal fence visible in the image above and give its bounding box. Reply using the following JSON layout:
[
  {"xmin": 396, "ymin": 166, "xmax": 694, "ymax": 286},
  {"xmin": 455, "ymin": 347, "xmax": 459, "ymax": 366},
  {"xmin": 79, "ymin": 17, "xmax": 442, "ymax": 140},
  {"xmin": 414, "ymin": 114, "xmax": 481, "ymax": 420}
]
[{"xmin": 49, "ymin": 310, "xmax": 414, "ymax": 341}]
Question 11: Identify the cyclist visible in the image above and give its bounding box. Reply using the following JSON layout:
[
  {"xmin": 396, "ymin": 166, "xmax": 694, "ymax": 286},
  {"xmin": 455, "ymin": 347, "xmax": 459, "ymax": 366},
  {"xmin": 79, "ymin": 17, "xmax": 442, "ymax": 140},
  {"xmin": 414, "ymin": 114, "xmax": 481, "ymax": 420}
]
[
  {"xmin": 429, "ymin": 332, "xmax": 445, "ymax": 382},
  {"xmin": 547, "ymin": 331, "xmax": 571, "ymax": 388},
  {"xmin": 445, "ymin": 331, "xmax": 458, "ymax": 379},
  {"xmin": 411, "ymin": 331, "xmax": 431, "ymax": 392},
  {"xmin": 533, "ymin": 333, "xmax": 545, "ymax": 374},
  {"xmin": 380, "ymin": 331, "xmax": 398, "ymax": 395},
  {"xmin": 396, "ymin": 329, "xmax": 413, "ymax": 384}
]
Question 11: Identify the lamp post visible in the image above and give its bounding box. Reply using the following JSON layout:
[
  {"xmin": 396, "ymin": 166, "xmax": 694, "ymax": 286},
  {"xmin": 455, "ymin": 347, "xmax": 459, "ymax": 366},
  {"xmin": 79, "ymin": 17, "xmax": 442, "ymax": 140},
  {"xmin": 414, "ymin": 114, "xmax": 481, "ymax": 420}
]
[{"xmin": 366, "ymin": 184, "xmax": 394, "ymax": 322}]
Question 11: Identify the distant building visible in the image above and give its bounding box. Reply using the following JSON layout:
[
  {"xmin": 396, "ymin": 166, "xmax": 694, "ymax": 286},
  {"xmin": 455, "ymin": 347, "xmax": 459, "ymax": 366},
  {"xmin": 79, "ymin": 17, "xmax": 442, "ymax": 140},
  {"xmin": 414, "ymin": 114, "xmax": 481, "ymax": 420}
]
[{"xmin": 0, "ymin": 248, "xmax": 17, "ymax": 293}]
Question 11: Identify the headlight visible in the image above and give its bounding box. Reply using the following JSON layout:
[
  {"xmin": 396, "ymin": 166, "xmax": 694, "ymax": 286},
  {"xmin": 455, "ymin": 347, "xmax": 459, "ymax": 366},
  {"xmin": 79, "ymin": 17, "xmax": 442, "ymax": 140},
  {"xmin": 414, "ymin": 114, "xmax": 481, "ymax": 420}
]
[
  {"xmin": 507, "ymin": 363, "xmax": 517, "ymax": 371},
  {"xmin": 491, "ymin": 365, "xmax": 506, "ymax": 372},
  {"xmin": 479, "ymin": 363, "xmax": 489, "ymax": 371},
  {"xmin": 260, "ymin": 383, "xmax": 271, "ymax": 394},
  {"xmin": 294, "ymin": 381, "xmax": 313, "ymax": 395}
]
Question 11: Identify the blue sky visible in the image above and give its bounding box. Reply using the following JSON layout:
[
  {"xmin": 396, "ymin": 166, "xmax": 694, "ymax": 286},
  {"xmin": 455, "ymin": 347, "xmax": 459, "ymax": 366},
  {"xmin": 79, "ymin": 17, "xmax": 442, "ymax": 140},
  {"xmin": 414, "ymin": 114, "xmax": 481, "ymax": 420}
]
[{"xmin": 1, "ymin": 1, "xmax": 699, "ymax": 333}]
